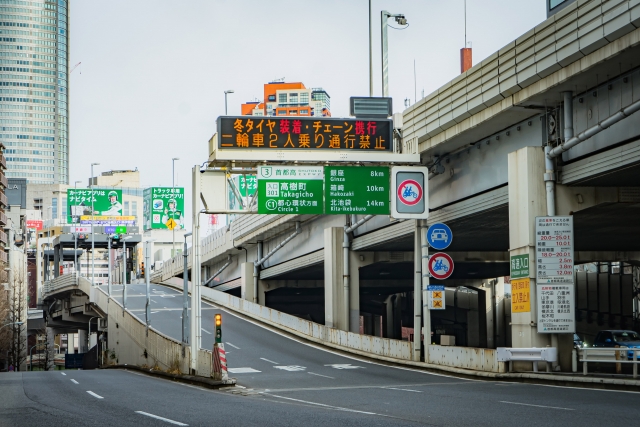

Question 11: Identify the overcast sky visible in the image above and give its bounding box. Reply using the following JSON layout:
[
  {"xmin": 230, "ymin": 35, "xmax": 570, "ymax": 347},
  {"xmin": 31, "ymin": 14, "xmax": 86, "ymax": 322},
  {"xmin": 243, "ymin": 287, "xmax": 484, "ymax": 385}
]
[{"xmin": 69, "ymin": 0, "xmax": 546, "ymax": 230}]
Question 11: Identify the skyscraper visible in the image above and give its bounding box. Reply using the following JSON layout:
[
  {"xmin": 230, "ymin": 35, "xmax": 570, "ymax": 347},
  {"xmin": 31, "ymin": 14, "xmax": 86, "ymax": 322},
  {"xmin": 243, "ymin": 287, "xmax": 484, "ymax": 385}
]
[{"xmin": 0, "ymin": 0, "xmax": 69, "ymax": 184}]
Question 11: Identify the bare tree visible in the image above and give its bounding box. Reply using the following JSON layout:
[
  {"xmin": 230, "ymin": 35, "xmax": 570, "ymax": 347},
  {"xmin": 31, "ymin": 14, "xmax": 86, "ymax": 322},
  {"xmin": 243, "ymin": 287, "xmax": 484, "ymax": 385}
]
[
  {"xmin": 5, "ymin": 265, "xmax": 28, "ymax": 370},
  {"xmin": 32, "ymin": 327, "xmax": 56, "ymax": 371},
  {"xmin": 0, "ymin": 281, "xmax": 11, "ymax": 370}
]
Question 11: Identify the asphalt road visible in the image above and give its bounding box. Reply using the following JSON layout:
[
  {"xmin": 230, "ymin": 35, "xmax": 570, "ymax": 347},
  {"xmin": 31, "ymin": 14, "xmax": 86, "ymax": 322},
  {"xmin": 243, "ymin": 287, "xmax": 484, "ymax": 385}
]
[{"xmin": 2, "ymin": 283, "xmax": 638, "ymax": 426}]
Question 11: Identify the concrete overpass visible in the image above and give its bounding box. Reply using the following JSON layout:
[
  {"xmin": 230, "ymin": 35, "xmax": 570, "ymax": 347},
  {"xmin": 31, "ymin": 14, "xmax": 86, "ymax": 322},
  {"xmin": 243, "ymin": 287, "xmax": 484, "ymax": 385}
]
[{"xmin": 152, "ymin": 0, "xmax": 640, "ymax": 373}]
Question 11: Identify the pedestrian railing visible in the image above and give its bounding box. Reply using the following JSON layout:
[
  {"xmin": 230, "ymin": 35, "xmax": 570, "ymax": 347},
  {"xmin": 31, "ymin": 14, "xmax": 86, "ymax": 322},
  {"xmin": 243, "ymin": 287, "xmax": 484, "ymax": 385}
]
[{"xmin": 579, "ymin": 347, "xmax": 640, "ymax": 378}]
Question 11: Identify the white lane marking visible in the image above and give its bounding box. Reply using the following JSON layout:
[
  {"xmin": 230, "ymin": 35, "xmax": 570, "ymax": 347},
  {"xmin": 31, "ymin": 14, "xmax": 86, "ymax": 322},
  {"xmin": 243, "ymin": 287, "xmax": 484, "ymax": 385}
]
[
  {"xmin": 386, "ymin": 387, "xmax": 421, "ymax": 393},
  {"xmin": 228, "ymin": 367, "xmax": 261, "ymax": 374},
  {"xmin": 135, "ymin": 411, "xmax": 188, "ymax": 426},
  {"xmin": 70, "ymin": 379, "xmax": 79, "ymax": 384},
  {"xmin": 267, "ymin": 394, "xmax": 387, "ymax": 416},
  {"xmin": 86, "ymin": 391, "xmax": 104, "ymax": 399},
  {"xmin": 151, "ymin": 299, "xmax": 158, "ymax": 303},
  {"xmin": 308, "ymin": 372, "xmax": 334, "ymax": 379},
  {"xmin": 151, "ymin": 311, "xmax": 159, "ymax": 314},
  {"xmin": 274, "ymin": 365, "xmax": 306, "ymax": 372},
  {"xmin": 201, "ymin": 328, "xmax": 212, "ymax": 335},
  {"xmin": 260, "ymin": 357, "xmax": 278, "ymax": 364},
  {"xmin": 499, "ymin": 401, "xmax": 574, "ymax": 411},
  {"xmin": 225, "ymin": 342, "xmax": 240, "ymax": 349},
  {"xmin": 324, "ymin": 364, "xmax": 363, "ymax": 370},
  {"xmin": 61, "ymin": 372, "xmax": 66, "ymax": 376}
]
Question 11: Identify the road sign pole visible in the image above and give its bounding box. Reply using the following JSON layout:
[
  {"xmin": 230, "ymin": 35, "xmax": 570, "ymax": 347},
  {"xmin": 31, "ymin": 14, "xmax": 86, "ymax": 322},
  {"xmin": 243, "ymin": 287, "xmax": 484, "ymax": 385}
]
[
  {"xmin": 190, "ymin": 165, "xmax": 202, "ymax": 374},
  {"xmin": 413, "ymin": 220, "xmax": 422, "ymax": 362},
  {"xmin": 107, "ymin": 236, "xmax": 111, "ymax": 297},
  {"xmin": 420, "ymin": 219, "xmax": 431, "ymax": 360}
]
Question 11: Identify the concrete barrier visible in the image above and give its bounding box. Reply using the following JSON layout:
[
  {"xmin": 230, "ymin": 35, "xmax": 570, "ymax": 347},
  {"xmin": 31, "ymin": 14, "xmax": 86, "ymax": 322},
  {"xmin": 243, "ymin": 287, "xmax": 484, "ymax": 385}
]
[{"xmin": 158, "ymin": 279, "xmax": 503, "ymax": 373}]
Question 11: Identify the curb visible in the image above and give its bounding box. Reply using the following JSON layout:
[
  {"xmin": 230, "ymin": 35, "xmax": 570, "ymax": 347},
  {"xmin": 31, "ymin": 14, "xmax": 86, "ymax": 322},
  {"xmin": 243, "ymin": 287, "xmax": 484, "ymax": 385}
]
[{"xmin": 101, "ymin": 364, "xmax": 235, "ymax": 389}]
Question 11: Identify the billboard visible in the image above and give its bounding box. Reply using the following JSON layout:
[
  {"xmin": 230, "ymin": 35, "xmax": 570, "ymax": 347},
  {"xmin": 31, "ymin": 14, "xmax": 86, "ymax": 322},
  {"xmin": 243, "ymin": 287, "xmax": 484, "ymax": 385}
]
[
  {"xmin": 67, "ymin": 188, "xmax": 124, "ymax": 225},
  {"xmin": 144, "ymin": 187, "xmax": 185, "ymax": 230}
]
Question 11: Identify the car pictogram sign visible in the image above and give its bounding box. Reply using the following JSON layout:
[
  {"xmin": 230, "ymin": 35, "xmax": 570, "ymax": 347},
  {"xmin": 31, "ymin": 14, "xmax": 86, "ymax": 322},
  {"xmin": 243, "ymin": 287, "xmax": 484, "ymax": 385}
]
[
  {"xmin": 428, "ymin": 252, "xmax": 454, "ymax": 280},
  {"xmin": 397, "ymin": 179, "xmax": 423, "ymax": 206}
]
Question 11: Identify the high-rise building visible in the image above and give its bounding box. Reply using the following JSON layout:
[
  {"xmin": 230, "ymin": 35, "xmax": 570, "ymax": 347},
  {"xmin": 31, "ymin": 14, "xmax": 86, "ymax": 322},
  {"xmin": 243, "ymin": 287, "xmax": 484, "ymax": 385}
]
[
  {"xmin": 0, "ymin": 0, "xmax": 70, "ymax": 185},
  {"xmin": 240, "ymin": 81, "xmax": 331, "ymax": 117}
]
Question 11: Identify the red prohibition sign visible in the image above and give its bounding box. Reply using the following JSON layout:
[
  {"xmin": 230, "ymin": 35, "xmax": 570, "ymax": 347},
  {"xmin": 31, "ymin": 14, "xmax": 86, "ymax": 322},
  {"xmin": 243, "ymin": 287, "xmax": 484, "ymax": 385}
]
[
  {"xmin": 428, "ymin": 252, "xmax": 454, "ymax": 280},
  {"xmin": 397, "ymin": 179, "xmax": 423, "ymax": 206}
]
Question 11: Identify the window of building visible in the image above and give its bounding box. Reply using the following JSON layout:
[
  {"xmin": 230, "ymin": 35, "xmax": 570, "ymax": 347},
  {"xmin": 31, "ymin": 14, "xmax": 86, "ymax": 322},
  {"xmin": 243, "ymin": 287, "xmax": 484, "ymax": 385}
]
[
  {"xmin": 51, "ymin": 197, "xmax": 57, "ymax": 219},
  {"xmin": 289, "ymin": 110, "xmax": 298, "ymax": 115},
  {"xmin": 62, "ymin": 197, "xmax": 67, "ymax": 218},
  {"xmin": 289, "ymin": 93, "xmax": 298, "ymax": 103},
  {"xmin": 277, "ymin": 110, "xmax": 287, "ymax": 115},
  {"xmin": 124, "ymin": 201, "xmax": 129, "ymax": 216},
  {"xmin": 132, "ymin": 201, "xmax": 137, "ymax": 217},
  {"xmin": 300, "ymin": 109, "xmax": 309, "ymax": 115},
  {"xmin": 549, "ymin": 0, "xmax": 567, "ymax": 9},
  {"xmin": 300, "ymin": 93, "xmax": 309, "ymax": 104},
  {"xmin": 278, "ymin": 93, "xmax": 287, "ymax": 104},
  {"xmin": 268, "ymin": 95, "xmax": 275, "ymax": 102},
  {"xmin": 34, "ymin": 198, "xmax": 42, "ymax": 210}
]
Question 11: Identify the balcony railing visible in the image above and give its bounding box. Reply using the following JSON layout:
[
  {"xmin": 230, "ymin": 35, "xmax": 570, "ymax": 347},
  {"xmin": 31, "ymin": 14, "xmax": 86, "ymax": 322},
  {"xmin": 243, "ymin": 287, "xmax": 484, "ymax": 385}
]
[
  {"xmin": 0, "ymin": 250, "xmax": 7, "ymax": 263},
  {"xmin": 0, "ymin": 171, "xmax": 7, "ymax": 188},
  {"xmin": 0, "ymin": 154, "xmax": 6, "ymax": 169},
  {"xmin": 0, "ymin": 193, "xmax": 6, "ymax": 208},
  {"xmin": 0, "ymin": 230, "xmax": 6, "ymax": 246},
  {"xmin": 0, "ymin": 211, "xmax": 6, "ymax": 226}
]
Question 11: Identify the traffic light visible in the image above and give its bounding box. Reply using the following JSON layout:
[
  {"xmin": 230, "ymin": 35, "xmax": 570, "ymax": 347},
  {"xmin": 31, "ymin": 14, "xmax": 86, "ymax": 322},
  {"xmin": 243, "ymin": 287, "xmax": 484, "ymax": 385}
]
[
  {"xmin": 215, "ymin": 313, "xmax": 222, "ymax": 343},
  {"xmin": 141, "ymin": 262, "xmax": 145, "ymax": 278}
]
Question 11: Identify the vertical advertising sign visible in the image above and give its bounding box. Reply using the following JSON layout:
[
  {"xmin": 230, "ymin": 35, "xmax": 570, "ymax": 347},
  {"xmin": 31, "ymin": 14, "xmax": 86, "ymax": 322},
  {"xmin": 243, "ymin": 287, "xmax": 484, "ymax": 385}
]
[
  {"xmin": 144, "ymin": 187, "xmax": 185, "ymax": 230},
  {"xmin": 67, "ymin": 188, "xmax": 126, "ymax": 225},
  {"xmin": 535, "ymin": 216, "xmax": 574, "ymax": 284}
]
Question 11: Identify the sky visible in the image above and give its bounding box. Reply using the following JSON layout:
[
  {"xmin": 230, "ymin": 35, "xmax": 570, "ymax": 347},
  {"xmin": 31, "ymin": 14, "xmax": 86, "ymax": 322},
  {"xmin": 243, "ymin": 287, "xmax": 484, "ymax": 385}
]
[{"xmin": 69, "ymin": 0, "xmax": 546, "ymax": 230}]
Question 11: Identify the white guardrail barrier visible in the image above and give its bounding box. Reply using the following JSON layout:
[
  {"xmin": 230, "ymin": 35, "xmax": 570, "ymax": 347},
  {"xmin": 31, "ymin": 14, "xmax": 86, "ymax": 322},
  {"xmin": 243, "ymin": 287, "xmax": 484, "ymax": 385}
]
[
  {"xmin": 580, "ymin": 347, "xmax": 640, "ymax": 378},
  {"xmin": 496, "ymin": 347, "xmax": 557, "ymax": 373}
]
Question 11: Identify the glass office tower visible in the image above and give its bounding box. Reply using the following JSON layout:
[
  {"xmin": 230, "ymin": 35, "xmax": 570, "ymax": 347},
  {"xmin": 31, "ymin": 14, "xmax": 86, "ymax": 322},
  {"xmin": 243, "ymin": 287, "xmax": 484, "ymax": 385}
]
[{"xmin": 0, "ymin": 0, "xmax": 69, "ymax": 184}]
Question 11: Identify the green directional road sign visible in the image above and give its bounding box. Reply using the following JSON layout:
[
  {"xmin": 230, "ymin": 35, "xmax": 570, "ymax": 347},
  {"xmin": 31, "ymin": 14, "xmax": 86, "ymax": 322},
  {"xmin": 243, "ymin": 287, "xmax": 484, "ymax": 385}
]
[
  {"xmin": 510, "ymin": 254, "xmax": 530, "ymax": 279},
  {"xmin": 257, "ymin": 166, "xmax": 324, "ymax": 214},
  {"xmin": 325, "ymin": 166, "xmax": 390, "ymax": 215}
]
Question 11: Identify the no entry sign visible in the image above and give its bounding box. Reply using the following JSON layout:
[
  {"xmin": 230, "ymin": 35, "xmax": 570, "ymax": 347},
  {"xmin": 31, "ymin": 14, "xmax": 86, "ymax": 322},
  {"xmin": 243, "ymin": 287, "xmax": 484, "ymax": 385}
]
[{"xmin": 428, "ymin": 252, "xmax": 454, "ymax": 280}]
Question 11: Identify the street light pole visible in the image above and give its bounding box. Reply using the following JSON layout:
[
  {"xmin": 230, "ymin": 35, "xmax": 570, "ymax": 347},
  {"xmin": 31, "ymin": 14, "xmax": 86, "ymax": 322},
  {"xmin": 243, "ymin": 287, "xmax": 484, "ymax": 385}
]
[
  {"xmin": 380, "ymin": 11, "xmax": 407, "ymax": 97},
  {"xmin": 90, "ymin": 162, "xmax": 100, "ymax": 287},
  {"xmin": 182, "ymin": 232, "xmax": 192, "ymax": 346},
  {"xmin": 172, "ymin": 157, "xmax": 179, "ymax": 257},
  {"xmin": 224, "ymin": 90, "xmax": 234, "ymax": 115},
  {"xmin": 144, "ymin": 239, "xmax": 155, "ymax": 336},
  {"xmin": 369, "ymin": 0, "xmax": 373, "ymax": 97},
  {"xmin": 122, "ymin": 236, "xmax": 132, "ymax": 310}
]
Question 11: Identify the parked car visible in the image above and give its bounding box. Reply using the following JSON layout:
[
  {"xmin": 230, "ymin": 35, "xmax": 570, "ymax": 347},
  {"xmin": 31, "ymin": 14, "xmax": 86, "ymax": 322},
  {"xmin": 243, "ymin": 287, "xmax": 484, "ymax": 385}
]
[
  {"xmin": 592, "ymin": 330, "xmax": 640, "ymax": 360},
  {"xmin": 573, "ymin": 333, "xmax": 586, "ymax": 349}
]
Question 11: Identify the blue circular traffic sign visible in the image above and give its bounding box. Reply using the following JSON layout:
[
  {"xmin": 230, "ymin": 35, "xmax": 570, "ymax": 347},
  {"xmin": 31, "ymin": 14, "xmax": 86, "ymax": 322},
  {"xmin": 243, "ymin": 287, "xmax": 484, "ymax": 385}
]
[{"xmin": 426, "ymin": 223, "xmax": 453, "ymax": 250}]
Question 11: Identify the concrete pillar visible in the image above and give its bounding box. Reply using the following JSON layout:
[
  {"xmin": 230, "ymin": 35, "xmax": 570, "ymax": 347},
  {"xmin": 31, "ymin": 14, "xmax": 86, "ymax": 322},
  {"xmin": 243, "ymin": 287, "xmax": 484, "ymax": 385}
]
[
  {"xmin": 374, "ymin": 315, "xmax": 382, "ymax": 337},
  {"xmin": 324, "ymin": 227, "xmax": 346, "ymax": 330},
  {"xmin": 348, "ymin": 251, "xmax": 364, "ymax": 333},
  {"xmin": 485, "ymin": 282, "xmax": 495, "ymax": 349},
  {"xmin": 508, "ymin": 146, "xmax": 550, "ymax": 369},
  {"xmin": 67, "ymin": 333, "xmax": 75, "ymax": 354},
  {"xmin": 77, "ymin": 330, "xmax": 87, "ymax": 353},
  {"xmin": 53, "ymin": 244, "xmax": 60, "ymax": 278},
  {"xmin": 240, "ymin": 262, "xmax": 255, "ymax": 302},
  {"xmin": 46, "ymin": 328, "xmax": 55, "ymax": 371}
]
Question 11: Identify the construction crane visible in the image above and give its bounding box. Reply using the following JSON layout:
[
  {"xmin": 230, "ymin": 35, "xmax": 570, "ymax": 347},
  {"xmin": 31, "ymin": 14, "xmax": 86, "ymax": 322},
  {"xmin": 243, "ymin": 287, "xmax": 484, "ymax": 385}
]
[{"xmin": 70, "ymin": 62, "xmax": 81, "ymax": 74}]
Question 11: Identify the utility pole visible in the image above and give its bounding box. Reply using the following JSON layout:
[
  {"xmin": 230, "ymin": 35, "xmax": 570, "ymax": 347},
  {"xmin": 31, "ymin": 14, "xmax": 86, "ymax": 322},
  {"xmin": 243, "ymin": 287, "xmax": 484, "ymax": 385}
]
[
  {"xmin": 172, "ymin": 157, "xmax": 179, "ymax": 257},
  {"xmin": 90, "ymin": 162, "xmax": 99, "ymax": 287},
  {"xmin": 182, "ymin": 232, "xmax": 192, "ymax": 347}
]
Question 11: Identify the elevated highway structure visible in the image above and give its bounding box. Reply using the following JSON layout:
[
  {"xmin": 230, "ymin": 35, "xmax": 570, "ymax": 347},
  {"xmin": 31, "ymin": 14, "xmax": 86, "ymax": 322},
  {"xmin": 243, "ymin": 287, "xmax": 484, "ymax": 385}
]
[{"xmin": 154, "ymin": 0, "xmax": 640, "ymax": 374}]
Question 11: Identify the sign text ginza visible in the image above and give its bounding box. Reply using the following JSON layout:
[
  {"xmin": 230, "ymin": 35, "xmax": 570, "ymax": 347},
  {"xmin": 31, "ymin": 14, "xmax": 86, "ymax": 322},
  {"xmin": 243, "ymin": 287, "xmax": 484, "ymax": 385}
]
[
  {"xmin": 218, "ymin": 117, "xmax": 393, "ymax": 151},
  {"xmin": 257, "ymin": 165, "xmax": 390, "ymax": 215}
]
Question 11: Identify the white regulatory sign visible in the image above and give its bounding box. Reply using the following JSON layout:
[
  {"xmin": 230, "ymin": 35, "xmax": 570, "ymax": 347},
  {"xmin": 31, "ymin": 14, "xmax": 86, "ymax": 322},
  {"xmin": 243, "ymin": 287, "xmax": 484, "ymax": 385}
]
[
  {"xmin": 535, "ymin": 216, "xmax": 574, "ymax": 284},
  {"xmin": 537, "ymin": 284, "xmax": 576, "ymax": 333}
]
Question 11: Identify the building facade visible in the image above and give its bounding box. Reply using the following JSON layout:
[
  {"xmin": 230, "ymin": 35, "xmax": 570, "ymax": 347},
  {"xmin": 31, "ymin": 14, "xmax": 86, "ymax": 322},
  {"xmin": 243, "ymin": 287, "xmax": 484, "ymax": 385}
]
[
  {"xmin": 240, "ymin": 81, "xmax": 331, "ymax": 117},
  {"xmin": 0, "ymin": 0, "xmax": 70, "ymax": 185}
]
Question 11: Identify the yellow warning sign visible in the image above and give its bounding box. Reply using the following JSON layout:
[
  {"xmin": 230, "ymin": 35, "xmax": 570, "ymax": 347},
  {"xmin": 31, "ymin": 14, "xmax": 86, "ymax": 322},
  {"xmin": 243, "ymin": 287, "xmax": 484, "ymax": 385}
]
[
  {"xmin": 511, "ymin": 277, "xmax": 531, "ymax": 313},
  {"xmin": 432, "ymin": 300, "xmax": 443, "ymax": 309},
  {"xmin": 433, "ymin": 291, "xmax": 442, "ymax": 299},
  {"xmin": 165, "ymin": 218, "xmax": 178, "ymax": 230}
]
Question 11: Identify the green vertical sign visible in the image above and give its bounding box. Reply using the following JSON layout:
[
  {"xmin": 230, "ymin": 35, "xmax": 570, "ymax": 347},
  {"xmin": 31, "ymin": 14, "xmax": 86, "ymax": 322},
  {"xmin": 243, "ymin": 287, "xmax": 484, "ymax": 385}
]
[
  {"xmin": 144, "ymin": 187, "xmax": 185, "ymax": 230},
  {"xmin": 257, "ymin": 166, "xmax": 324, "ymax": 214},
  {"xmin": 510, "ymin": 254, "xmax": 530, "ymax": 279},
  {"xmin": 324, "ymin": 166, "xmax": 389, "ymax": 215}
]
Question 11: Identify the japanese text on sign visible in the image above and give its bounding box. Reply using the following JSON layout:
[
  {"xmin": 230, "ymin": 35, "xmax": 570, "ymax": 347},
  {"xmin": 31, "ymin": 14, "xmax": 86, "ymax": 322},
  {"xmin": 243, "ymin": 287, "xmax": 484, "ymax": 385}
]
[
  {"xmin": 511, "ymin": 278, "xmax": 531, "ymax": 313},
  {"xmin": 217, "ymin": 117, "xmax": 393, "ymax": 151},
  {"xmin": 325, "ymin": 166, "xmax": 390, "ymax": 215},
  {"xmin": 537, "ymin": 284, "xmax": 575, "ymax": 333},
  {"xmin": 535, "ymin": 216, "xmax": 574, "ymax": 284},
  {"xmin": 427, "ymin": 285, "xmax": 445, "ymax": 310},
  {"xmin": 510, "ymin": 254, "xmax": 530, "ymax": 279},
  {"xmin": 257, "ymin": 166, "xmax": 324, "ymax": 214}
]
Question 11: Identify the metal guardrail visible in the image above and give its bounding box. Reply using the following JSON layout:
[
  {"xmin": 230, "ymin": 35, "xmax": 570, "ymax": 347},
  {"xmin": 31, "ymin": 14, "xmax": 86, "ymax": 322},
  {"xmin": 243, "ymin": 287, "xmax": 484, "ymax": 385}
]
[
  {"xmin": 497, "ymin": 347, "xmax": 558, "ymax": 373},
  {"xmin": 580, "ymin": 347, "xmax": 640, "ymax": 379}
]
